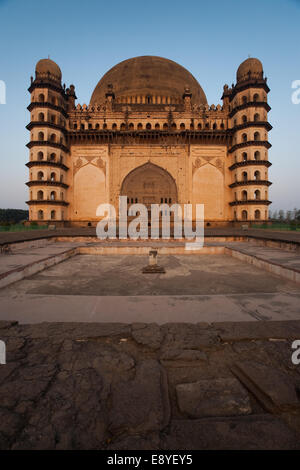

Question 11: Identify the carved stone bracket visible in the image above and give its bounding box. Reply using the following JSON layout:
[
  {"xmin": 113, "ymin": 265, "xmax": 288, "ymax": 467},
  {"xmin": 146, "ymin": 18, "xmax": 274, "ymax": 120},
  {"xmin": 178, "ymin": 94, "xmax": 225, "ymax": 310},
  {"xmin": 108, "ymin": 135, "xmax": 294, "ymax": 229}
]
[
  {"xmin": 73, "ymin": 155, "xmax": 106, "ymax": 174},
  {"xmin": 214, "ymin": 157, "xmax": 224, "ymax": 174},
  {"xmin": 192, "ymin": 156, "xmax": 224, "ymax": 174},
  {"xmin": 95, "ymin": 157, "xmax": 106, "ymax": 173},
  {"xmin": 74, "ymin": 157, "xmax": 83, "ymax": 174},
  {"xmin": 192, "ymin": 157, "xmax": 202, "ymax": 174},
  {"xmin": 202, "ymin": 156, "xmax": 214, "ymax": 163}
]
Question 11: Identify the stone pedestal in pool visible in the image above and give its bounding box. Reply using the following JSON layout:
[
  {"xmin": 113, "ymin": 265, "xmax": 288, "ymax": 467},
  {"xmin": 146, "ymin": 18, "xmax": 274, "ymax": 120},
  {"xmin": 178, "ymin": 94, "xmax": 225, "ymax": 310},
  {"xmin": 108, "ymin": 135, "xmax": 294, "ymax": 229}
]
[{"xmin": 142, "ymin": 250, "xmax": 165, "ymax": 274}]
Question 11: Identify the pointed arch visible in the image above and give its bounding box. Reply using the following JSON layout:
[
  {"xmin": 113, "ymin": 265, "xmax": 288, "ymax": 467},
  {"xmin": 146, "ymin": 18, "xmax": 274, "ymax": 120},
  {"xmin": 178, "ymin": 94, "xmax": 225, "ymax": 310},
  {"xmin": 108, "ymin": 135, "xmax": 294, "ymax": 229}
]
[{"xmin": 120, "ymin": 162, "xmax": 178, "ymax": 207}]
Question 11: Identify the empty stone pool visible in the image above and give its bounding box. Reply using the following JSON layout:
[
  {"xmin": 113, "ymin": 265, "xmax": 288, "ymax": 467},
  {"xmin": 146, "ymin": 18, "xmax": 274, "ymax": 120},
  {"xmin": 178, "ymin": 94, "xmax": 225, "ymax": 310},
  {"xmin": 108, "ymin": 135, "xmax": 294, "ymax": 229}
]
[{"xmin": 0, "ymin": 248, "xmax": 300, "ymax": 324}]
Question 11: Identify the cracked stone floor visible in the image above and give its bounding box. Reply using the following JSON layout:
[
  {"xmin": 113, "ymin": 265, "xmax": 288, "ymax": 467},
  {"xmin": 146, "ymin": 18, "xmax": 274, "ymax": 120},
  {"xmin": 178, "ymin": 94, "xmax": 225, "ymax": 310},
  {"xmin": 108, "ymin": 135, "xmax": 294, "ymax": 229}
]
[{"xmin": 1, "ymin": 320, "xmax": 300, "ymax": 450}]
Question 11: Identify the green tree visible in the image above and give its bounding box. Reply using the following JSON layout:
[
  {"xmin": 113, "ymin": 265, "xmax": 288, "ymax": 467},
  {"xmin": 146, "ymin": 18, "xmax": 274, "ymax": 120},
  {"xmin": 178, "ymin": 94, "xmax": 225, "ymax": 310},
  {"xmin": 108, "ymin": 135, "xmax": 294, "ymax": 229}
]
[{"xmin": 0, "ymin": 209, "xmax": 29, "ymax": 223}]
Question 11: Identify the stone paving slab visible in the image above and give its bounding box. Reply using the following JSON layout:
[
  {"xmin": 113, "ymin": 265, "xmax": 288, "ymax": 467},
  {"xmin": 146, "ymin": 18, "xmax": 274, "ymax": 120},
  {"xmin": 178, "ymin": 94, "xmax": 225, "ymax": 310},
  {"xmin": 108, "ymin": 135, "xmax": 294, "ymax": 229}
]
[
  {"xmin": 0, "ymin": 242, "xmax": 80, "ymax": 277},
  {"xmin": 0, "ymin": 320, "xmax": 300, "ymax": 449},
  {"xmin": 225, "ymin": 242, "xmax": 300, "ymax": 271},
  {"xmin": 1, "ymin": 292, "xmax": 300, "ymax": 324},
  {"xmin": 215, "ymin": 320, "xmax": 300, "ymax": 341},
  {"xmin": 231, "ymin": 361, "xmax": 300, "ymax": 413},
  {"xmin": 1, "ymin": 227, "xmax": 300, "ymax": 246},
  {"xmin": 161, "ymin": 415, "xmax": 299, "ymax": 450},
  {"xmin": 175, "ymin": 377, "xmax": 251, "ymax": 418}
]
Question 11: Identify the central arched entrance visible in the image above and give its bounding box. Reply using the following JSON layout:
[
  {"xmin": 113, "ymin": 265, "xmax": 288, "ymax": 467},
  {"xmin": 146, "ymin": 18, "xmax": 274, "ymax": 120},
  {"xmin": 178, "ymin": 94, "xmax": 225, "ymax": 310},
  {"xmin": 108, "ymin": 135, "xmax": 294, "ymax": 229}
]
[{"xmin": 120, "ymin": 162, "xmax": 178, "ymax": 209}]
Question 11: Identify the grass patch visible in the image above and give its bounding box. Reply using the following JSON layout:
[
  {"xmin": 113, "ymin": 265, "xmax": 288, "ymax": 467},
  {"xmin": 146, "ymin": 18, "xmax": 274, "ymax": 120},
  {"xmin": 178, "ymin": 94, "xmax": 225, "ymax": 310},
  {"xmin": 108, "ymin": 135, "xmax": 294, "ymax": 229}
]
[
  {"xmin": 251, "ymin": 223, "xmax": 300, "ymax": 231},
  {"xmin": 0, "ymin": 224, "xmax": 48, "ymax": 233}
]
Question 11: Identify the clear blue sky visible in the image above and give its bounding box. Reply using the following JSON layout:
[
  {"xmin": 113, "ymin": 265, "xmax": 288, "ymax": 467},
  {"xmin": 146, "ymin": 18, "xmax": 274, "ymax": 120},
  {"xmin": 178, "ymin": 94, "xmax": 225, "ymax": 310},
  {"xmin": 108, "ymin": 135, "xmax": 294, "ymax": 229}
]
[{"xmin": 0, "ymin": 0, "xmax": 299, "ymax": 211}]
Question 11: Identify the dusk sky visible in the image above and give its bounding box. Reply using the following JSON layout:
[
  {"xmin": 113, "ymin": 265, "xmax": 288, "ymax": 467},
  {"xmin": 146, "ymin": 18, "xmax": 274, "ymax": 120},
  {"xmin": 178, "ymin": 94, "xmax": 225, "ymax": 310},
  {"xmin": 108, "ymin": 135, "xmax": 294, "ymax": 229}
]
[{"xmin": 0, "ymin": 0, "xmax": 299, "ymax": 211}]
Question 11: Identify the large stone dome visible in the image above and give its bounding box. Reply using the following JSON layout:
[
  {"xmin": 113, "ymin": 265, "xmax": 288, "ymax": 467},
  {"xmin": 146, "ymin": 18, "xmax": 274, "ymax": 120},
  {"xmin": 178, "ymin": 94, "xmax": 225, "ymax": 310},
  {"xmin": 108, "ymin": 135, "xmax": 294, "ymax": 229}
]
[{"xmin": 90, "ymin": 56, "xmax": 207, "ymax": 106}]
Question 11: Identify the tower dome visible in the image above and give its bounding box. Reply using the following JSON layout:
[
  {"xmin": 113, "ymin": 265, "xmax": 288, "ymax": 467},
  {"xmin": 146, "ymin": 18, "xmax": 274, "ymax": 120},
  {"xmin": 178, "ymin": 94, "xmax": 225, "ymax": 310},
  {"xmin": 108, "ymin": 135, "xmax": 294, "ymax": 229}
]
[
  {"xmin": 236, "ymin": 58, "xmax": 263, "ymax": 83},
  {"xmin": 35, "ymin": 58, "xmax": 62, "ymax": 82},
  {"xmin": 90, "ymin": 56, "xmax": 207, "ymax": 106}
]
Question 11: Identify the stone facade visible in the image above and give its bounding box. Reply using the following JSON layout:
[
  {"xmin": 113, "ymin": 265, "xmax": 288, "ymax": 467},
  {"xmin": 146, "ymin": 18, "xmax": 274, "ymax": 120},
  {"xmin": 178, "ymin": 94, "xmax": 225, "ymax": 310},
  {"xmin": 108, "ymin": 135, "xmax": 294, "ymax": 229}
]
[{"xmin": 26, "ymin": 56, "xmax": 272, "ymax": 227}]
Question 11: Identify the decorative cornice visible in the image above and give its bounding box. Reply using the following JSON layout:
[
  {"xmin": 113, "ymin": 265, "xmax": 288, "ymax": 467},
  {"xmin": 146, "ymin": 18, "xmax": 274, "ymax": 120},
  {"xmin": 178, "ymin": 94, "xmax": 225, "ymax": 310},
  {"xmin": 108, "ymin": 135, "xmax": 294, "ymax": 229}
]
[
  {"xmin": 26, "ymin": 199, "xmax": 69, "ymax": 206},
  {"xmin": 26, "ymin": 121, "xmax": 67, "ymax": 134},
  {"xmin": 67, "ymin": 129, "xmax": 233, "ymax": 146},
  {"xmin": 228, "ymin": 140, "xmax": 272, "ymax": 154},
  {"xmin": 27, "ymin": 102, "xmax": 68, "ymax": 118},
  {"xmin": 229, "ymin": 180, "xmax": 272, "ymax": 188},
  {"xmin": 26, "ymin": 180, "xmax": 69, "ymax": 189},
  {"xmin": 229, "ymin": 81, "xmax": 270, "ymax": 100},
  {"xmin": 28, "ymin": 80, "xmax": 65, "ymax": 97},
  {"xmin": 229, "ymin": 101, "xmax": 271, "ymax": 118},
  {"xmin": 231, "ymin": 121, "xmax": 272, "ymax": 132},
  {"xmin": 26, "ymin": 141, "xmax": 69, "ymax": 153},
  {"xmin": 229, "ymin": 160, "xmax": 272, "ymax": 171},
  {"xmin": 229, "ymin": 199, "xmax": 271, "ymax": 206},
  {"xmin": 26, "ymin": 161, "xmax": 69, "ymax": 171}
]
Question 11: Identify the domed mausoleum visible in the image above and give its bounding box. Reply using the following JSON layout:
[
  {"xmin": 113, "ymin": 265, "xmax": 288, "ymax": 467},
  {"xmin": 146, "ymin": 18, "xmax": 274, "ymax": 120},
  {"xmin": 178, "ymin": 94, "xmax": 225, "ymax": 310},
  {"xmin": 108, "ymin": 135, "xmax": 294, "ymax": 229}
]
[{"xmin": 26, "ymin": 55, "xmax": 272, "ymax": 226}]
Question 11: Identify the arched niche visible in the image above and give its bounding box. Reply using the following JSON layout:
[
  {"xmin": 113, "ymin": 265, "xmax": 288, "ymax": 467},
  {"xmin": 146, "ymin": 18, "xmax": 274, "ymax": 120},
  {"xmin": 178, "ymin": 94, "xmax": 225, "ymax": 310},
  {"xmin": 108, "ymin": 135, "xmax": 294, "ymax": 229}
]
[
  {"xmin": 120, "ymin": 162, "xmax": 178, "ymax": 208},
  {"xmin": 192, "ymin": 163, "xmax": 224, "ymax": 220},
  {"xmin": 74, "ymin": 164, "xmax": 105, "ymax": 218}
]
